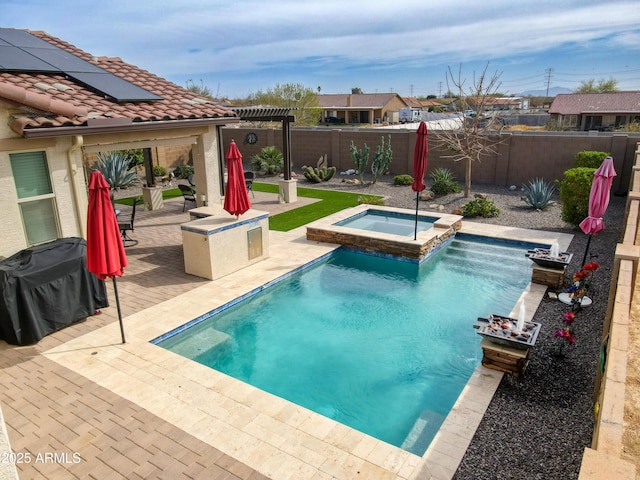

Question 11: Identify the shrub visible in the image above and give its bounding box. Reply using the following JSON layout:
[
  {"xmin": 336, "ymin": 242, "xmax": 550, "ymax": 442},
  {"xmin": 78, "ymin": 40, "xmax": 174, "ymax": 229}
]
[
  {"xmin": 621, "ymin": 121, "xmax": 640, "ymax": 132},
  {"xmin": 250, "ymin": 146, "xmax": 284, "ymax": 175},
  {"xmin": 521, "ymin": 178, "xmax": 556, "ymax": 210},
  {"xmin": 358, "ymin": 195, "xmax": 385, "ymax": 206},
  {"xmin": 393, "ymin": 174, "xmax": 414, "ymax": 186},
  {"xmin": 559, "ymin": 167, "xmax": 595, "ymax": 225},
  {"xmin": 575, "ymin": 150, "xmax": 609, "ymax": 168},
  {"xmin": 123, "ymin": 148, "xmax": 144, "ymax": 170},
  {"xmin": 172, "ymin": 164, "xmax": 194, "ymax": 179},
  {"xmin": 430, "ymin": 167, "xmax": 461, "ymax": 195},
  {"xmin": 153, "ymin": 165, "xmax": 168, "ymax": 177},
  {"xmin": 462, "ymin": 197, "xmax": 500, "ymax": 218}
]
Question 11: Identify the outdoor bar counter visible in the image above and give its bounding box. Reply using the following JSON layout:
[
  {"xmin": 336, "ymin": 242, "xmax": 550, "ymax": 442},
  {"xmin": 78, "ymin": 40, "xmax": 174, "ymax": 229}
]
[{"xmin": 181, "ymin": 207, "xmax": 269, "ymax": 280}]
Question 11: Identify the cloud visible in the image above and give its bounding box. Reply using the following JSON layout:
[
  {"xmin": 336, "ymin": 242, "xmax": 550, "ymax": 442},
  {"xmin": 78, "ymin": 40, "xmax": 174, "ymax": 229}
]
[{"xmin": 3, "ymin": 0, "xmax": 639, "ymax": 96}]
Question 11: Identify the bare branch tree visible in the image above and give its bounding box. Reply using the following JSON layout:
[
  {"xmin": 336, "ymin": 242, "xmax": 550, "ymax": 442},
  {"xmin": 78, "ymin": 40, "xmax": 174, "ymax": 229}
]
[{"xmin": 431, "ymin": 63, "xmax": 505, "ymax": 197}]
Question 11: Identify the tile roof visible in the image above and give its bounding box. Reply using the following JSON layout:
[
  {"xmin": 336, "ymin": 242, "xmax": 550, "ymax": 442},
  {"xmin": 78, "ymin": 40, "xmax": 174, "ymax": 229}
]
[
  {"xmin": 403, "ymin": 97, "xmax": 443, "ymax": 108},
  {"xmin": 0, "ymin": 29, "xmax": 238, "ymax": 136},
  {"xmin": 317, "ymin": 93, "xmax": 407, "ymax": 109},
  {"xmin": 549, "ymin": 92, "xmax": 640, "ymax": 115}
]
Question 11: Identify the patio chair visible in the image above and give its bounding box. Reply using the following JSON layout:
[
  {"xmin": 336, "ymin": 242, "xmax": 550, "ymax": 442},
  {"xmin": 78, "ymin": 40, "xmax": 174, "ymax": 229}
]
[
  {"xmin": 178, "ymin": 184, "xmax": 197, "ymax": 212},
  {"xmin": 244, "ymin": 171, "xmax": 255, "ymax": 198},
  {"xmin": 187, "ymin": 174, "xmax": 196, "ymax": 187},
  {"xmin": 118, "ymin": 196, "xmax": 140, "ymax": 247}
]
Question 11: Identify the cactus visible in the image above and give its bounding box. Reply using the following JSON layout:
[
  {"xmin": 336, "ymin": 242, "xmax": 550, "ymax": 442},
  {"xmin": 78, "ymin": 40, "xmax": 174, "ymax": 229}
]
[
  {"xmin": 349, "ymin": 141, "xmax": 370, "ymax": 186},
  {"xmin": 371, "ymin": 135, "xmax": 392, "ymax": 184},
  {"xmin": 303, "ymin": 165, "xmax": 336, "ymax": 183}
]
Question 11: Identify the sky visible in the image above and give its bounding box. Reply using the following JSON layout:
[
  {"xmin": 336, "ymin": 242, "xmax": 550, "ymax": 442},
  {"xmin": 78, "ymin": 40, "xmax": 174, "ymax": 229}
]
[{"xmin": 2, "ymin": 0, "xmax": 640, "ymax": 99}]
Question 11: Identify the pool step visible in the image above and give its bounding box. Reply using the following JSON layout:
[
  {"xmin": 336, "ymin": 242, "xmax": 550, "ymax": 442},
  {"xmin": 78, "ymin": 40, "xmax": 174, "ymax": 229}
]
[
  {"xmin": 443, "ymin": 253, "xmax": 529, "ymax": 277},
  {"xmin": 446, "ymin": 240, "xmax": 528, "ymax": 264},
  {"xmin": 163, "ymin": 327, "xmax": 231, "ymax": 359},
  {"xmin": 401, "ymin": 409, "xmax": 446, "ymax": 455}
]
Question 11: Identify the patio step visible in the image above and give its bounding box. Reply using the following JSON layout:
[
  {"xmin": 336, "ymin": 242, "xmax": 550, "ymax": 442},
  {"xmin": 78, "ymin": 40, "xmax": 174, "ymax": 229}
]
[{"xmin": 161, "ymin": 327, "xmax": 231, "ymax": 360}]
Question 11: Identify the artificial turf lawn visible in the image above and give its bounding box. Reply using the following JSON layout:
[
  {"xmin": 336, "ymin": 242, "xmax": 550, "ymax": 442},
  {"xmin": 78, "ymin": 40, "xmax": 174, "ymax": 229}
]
[
  {"xmin": 114, "ymin": 182, "xmax": 382, "ymax": 231},
  {"xmin": 252, "ymin": 182, "xmax": 380, "ymax": 231}
]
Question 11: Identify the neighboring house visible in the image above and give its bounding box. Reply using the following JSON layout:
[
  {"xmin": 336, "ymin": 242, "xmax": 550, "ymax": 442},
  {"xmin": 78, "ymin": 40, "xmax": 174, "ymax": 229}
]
[
  {"xmin": 460, "ymin": 96, "xmax": 524, "ymax": 114},
  {"xmin": 549, "ymin": 92, "xmax": 640, "ymax": 131},
  {"xmin": 317, "ymin": 93, "xmax": 408, "ymax": 124},
  {"xmin": 403, "ymin": 97, "xmax": 444, "ymax": 111},
  {"xmin": 0, "ymin": 28, "xmax": 239, "ymax": 259}
]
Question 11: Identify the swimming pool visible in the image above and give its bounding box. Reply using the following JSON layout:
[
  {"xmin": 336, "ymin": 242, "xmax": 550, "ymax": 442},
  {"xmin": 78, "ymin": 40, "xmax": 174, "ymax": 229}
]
[
  {"xmin": 156, "ymin": 234, "xmax": 534, "ymax": 455},
  {"xmin": 334, "ymin": 209, "xmax": 436, "ymax": 236}
]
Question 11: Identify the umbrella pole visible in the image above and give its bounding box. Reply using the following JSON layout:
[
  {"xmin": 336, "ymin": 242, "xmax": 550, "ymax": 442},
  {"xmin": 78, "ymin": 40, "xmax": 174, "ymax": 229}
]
[
  {"xmin": 581, "ymin": 234, "xmax": 593, "ymax": 267},
  {"xmin": 112, "ymin": 278, "xmax": 126, "ymax": 343},
  {"xmin": 414, "ymin": 191, "xmax": 419, "ymax": 240}
]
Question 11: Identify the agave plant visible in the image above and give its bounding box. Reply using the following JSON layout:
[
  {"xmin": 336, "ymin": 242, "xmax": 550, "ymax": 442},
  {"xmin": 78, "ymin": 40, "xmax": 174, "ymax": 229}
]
[
  {"xmin": 521, "ymin": 178, "xmax": 556, "ymax": 210},
  {"xmin": 429, "ymin": 167, "xmax": 461, "ymax": 195},
  {"xmin": 93, "ymin": 151, "xmax": 140, "ymax": 191}
]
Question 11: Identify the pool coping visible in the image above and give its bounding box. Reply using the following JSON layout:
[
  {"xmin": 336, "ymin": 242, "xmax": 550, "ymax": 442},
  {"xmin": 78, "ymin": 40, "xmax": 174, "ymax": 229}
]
[{"xmin": 43, "ymin": 210, "xmax": 573, "ymax": 480}]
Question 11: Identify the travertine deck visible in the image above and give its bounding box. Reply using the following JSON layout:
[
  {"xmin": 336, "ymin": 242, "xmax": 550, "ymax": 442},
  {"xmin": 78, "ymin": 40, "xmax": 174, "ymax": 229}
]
[{"xmin": 0, "ymin": 194, "xmax": 572, "ymax": 479}]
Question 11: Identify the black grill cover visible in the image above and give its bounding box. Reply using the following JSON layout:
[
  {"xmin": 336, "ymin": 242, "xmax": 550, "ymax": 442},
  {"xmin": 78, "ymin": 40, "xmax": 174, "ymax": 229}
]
[{"xmin": 0, "ymin": 237, "xmax": 108, "ymax": 345}]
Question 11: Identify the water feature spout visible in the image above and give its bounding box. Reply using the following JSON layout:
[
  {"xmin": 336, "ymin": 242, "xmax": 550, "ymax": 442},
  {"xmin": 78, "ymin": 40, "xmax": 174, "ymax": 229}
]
[
  {"xmin": 549, "ymin": 242, "xmax": 560, "ymax": 258},
  {"xmin": 516, "ymin": 303, "xmax": 526, "ymax": 332}
]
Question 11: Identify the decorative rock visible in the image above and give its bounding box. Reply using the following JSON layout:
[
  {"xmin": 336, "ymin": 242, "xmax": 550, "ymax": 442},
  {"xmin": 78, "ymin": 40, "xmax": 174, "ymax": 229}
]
[
  {"xmin": 438, "ymin": 205, "xmax": 445, "ymax": 211},
  {"xmin": 509, "ymin": 185, "xmax": 517, "ymax": 191},
  {"xmin": 419, "ymin": 190, "xmax": 435, "ymax": 201},
  {"xmin": 452, "ymin": 207, "xmax": 463, "ymax": 215},
  {"xmin": 345, "ymin": 179, "xmax": 360, "ymax": 185},
  {"xmin": 474, "ymin": 193, "xmax": 488, "ymax": 199}
]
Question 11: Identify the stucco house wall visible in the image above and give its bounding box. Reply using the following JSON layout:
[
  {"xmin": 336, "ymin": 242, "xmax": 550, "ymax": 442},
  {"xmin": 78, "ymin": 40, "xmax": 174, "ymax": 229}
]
[{"xmin": 0, "ymin": 113, "xmax": 87, "ymax": 258}]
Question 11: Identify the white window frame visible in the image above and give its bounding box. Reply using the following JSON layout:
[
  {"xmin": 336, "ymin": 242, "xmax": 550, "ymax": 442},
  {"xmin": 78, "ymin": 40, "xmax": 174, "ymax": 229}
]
[{"xmin": 10, "ymin": 151, "xmax": 61, "ymax": 246}]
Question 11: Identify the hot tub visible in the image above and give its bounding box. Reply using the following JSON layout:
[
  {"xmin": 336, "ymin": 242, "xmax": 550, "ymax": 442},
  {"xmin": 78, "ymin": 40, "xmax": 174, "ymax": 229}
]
[{"xmin": 306, "ymin": 205, "xmax": 463, "ymax": 262}]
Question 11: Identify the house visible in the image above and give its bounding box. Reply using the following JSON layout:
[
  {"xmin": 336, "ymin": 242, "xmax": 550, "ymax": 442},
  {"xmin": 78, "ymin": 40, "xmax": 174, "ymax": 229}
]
[
  {"xmin": 0, "ymin": 28, "xmax": 239, "ymax": 259},
  {"xmin": 317, "ymin": 93, "xmax": 408, "ymax": 124},
  {"xmin": 549, "ymin": 92, "xmax": 640, "ymax": 131}
]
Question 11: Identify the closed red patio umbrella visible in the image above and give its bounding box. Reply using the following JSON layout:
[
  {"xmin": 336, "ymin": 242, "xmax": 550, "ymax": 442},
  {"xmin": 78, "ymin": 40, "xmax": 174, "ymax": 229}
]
[
  {"xmin": 579, "ymin": 156, "xmax": 616, "ymax": 265},
  {"xmin": 224, "ymin": 140, "xmax": 251, "ymax": 218},
  {"xmin": 86, "ymin": 170, "xmax": 128, "ymax": 343},
  {"xmin": 411, "ymin": 122, "xmax": 429, "ymax": 240}
]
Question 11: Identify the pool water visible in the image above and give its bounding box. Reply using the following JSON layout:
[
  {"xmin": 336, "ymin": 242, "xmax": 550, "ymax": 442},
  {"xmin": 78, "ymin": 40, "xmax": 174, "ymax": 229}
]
[
  {"xmin": 334, "ymin": 210, "xmax": 436, "ymax": 236},
  {"xmin": 157, "ymin": 235, "xmax": 533, "ymax": 455}
]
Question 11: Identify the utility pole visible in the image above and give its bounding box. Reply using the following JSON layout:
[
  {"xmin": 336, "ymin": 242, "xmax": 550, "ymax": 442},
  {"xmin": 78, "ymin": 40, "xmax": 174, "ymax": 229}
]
[
  {"xmin": 438, "ymin": 81, "xmax": 442, "ymax": 97},
  {"xmin": 545, "ymin": 68, "xmax": 553, "ymax": 97}
]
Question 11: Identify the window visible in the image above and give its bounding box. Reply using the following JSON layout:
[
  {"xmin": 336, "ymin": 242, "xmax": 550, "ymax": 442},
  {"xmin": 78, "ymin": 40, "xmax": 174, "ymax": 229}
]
[{"xmin": 10, "ymin": 151, "xmax": 60, "ymax": 245}]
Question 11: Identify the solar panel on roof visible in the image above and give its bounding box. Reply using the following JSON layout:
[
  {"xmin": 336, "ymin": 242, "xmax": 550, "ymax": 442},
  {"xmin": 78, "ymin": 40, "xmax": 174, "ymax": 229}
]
[
  {"xmin": 72, "ymin": 72, "xmax": 162, "ymax": 102},
  {"xmin": 0, "ymin": 28, "xmax": 57, "ymax": 49},
  {"xmin": 0, "ymin": 45, "xmax": 58, "ymax": 71},
  {"xmin": 22, "ymin": 47, "xmax": 104, "ymax": 73},
  {"xmin": 0, "ymin": 28, "xmax": 162, "ymax": 102}
]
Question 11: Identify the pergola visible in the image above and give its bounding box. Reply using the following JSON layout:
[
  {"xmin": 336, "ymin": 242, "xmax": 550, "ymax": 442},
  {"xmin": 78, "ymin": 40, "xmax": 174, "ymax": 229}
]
[{"xmin": 231, "ymin": 107, "xmax": 296, "ymax": 181}]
